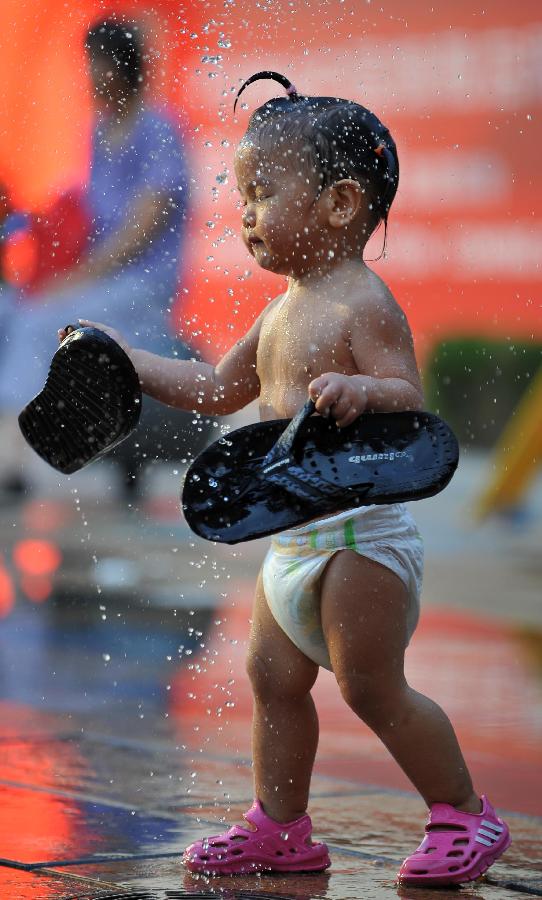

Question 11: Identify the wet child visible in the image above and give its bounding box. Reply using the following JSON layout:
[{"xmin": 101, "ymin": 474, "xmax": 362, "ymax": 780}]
[{"xmin": 62, "ymin": 71, "xmax": 511, "ymax": 887}]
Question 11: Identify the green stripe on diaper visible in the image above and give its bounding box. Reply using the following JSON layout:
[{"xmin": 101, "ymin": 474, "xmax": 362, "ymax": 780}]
[
  {"xmin": 309, "ymin": 529, "xmax": 318, "ymax": 550},
  {"xmin": 344, "ymin": 517, "xmax": 357, "ymax": 550}
]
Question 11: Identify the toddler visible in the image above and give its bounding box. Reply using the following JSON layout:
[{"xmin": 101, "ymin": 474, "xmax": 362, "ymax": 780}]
[{"xmin": 65, "ymin": 71, "xmax": 511, "ymax": 887}]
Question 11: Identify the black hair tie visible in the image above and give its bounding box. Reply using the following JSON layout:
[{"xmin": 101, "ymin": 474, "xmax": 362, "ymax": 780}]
[{"xmin": 234, "ymin": 70, "xmax": 299, "ymax": 113}]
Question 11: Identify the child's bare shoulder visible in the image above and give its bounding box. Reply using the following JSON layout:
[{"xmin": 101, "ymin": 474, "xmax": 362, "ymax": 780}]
[
  {"xmin": 343, "ymin": 267, "xmax": 420, "ymax": 386},
  {"xmin": 350, "ymin": 266, "xmax": 413, "ymax": 341}
]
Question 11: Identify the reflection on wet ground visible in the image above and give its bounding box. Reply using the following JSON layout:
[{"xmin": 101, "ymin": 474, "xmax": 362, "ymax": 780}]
[{"xmin": 0, "ymin": 460, "xmax": 541, "ymax": 899}]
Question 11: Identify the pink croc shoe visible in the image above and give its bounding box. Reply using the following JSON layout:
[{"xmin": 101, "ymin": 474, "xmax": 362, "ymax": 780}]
[
  {"xmin": 398, "ymin": 794, "xmax": 511, "ymax": 887},
  {"xmin": 182, "ymin": 799, "xmax": 330, "ymax": 875}
]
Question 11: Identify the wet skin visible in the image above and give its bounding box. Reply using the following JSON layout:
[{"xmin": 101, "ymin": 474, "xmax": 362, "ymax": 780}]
[
  {"xmin": 233, "ymin": 138, "xmax": 423, "ymax": 425},
  {"xmin": 68, "ymin": 133, "xmax": 483, "ymax": 836},
  {"xmin": 230, "ymin": 140, "xmax": 479, "ymax": 821}
]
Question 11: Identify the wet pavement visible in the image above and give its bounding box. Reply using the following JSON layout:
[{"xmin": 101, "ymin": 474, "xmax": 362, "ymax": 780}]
[{"xmin": 0, "ymin": 450, "xmax": 541, "ymax": 899}]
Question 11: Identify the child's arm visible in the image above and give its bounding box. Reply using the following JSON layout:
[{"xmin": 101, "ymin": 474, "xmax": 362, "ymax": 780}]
[
  {"xmin": 131, "ymin": 329, "xmax": 261, "ymax": 414},
  {"xmin": 63, "ymin": 316, "xmax": 262, "ymax": 416},
  {"xmin": 309, "ymin": 298, "xmax": 423, "ymax": 428}
]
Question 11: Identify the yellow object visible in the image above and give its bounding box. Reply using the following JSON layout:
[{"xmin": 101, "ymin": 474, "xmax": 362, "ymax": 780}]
[{"xmin": 475, "ymin": 366, "xmax": 542, "ymax": 519}]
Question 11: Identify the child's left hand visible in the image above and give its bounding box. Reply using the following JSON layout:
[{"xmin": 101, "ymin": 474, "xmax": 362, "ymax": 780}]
[{"xmin": 309, "ymin": 373, "xmax": 368, "ymax": 427}]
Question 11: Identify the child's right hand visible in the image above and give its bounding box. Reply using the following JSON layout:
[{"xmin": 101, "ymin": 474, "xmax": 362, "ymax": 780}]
[{"xmin": 57, "ymin": 319, "xmax": 133, "ymax": 356}]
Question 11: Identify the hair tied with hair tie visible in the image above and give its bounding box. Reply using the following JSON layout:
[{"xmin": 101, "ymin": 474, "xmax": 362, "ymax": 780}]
[
  {"xmin": 234, "ymin": 70, "xmax": 299, "ymax": 113},
  {"xmin": 374, "ymin": 142, "xmax": 386, "ymax": 157}
]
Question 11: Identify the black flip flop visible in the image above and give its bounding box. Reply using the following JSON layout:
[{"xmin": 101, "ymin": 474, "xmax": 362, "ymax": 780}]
[
  {"xmin": 182, "ymin": 399, "xmax": 459, "ymax": 544},
  {"xmin": 19, "ymin": 325, "xmax": 141, "ymax": 474}
]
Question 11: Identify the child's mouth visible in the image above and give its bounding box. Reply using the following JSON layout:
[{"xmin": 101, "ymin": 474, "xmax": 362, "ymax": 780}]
[{"xmin": 248, "ymin": 238, "xmax": 265, "ymax": 255}]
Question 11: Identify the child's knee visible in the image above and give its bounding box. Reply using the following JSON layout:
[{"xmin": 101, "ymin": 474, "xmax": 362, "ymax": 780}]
[
  {"xmin": 246, "ymin": 650, "xmax": 273, "ymax": 701},
  {"xmin": 246, "ymin": 646, "xmax": 316, "ymax": 703},
  {"xmin": 336, "ymin": 669, "xmax": 406, "ymax": 725}
]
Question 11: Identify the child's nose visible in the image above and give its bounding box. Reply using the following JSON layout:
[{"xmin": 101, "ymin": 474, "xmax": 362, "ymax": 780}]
[{"xmin": 242, "ymin": 206, "xmax": 256, "ymax": 228}]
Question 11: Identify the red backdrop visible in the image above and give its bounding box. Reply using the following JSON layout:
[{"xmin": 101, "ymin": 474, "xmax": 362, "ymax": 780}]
[{"xmin": 0, "ymin": 0, "xmax": 540, "ymax": 363}]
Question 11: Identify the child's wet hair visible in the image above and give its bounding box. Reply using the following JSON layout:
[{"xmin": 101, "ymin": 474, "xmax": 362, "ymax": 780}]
[{"xmin": 235, "ymin": 71, "xmax": 399, "ymax": 243}]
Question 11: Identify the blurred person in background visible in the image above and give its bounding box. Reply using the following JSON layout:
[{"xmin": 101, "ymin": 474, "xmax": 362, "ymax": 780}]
[{"xmin": 0, "ymin": 18, "xmax": 189, "ymax": 493}]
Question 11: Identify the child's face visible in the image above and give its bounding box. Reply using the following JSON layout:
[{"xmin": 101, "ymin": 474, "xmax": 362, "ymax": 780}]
[{"xmin": 234, "ymin": 136, "xmax": 327, "ymax": 277}]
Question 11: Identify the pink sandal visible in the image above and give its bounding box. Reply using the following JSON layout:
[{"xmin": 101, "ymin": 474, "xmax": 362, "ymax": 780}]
[
  {"xmin": 182, "ymin": 799, "xmax": 330, "ymax": 875},
  {"xmin": 398, "ymin": 795, "xmax": 511, "ymax": 887}
]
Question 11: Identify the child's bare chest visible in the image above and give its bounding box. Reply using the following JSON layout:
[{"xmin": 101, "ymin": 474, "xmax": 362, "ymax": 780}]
[{"xmin": 257, "ymin": 301, "xmax": 355, "ymax": 388}]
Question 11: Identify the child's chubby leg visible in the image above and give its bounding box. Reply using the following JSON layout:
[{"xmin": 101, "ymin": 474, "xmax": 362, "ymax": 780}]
[
  {"xmin": 320, "ymin": 550, "xmax": 510, "ymax": 885},
  {"xmin": 247, "ymin": 570, "xmax": 320, "ymax": 822},
  {"xmin": 321, "ymin": 550, "xmax": 477, "ymax": 809},
  {"xmin": 182, "ymin": 571, "xmax": 330, "ymax": 876}
]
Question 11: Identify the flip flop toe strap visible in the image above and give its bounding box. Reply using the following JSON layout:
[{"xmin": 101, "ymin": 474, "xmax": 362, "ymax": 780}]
[
  {"xmin": 261, "ymin": 399, "xmax": 372, "ymax": 502},
  {"xmin": 262, "ymin": 399, "xmax": 317, "ymax": 467}
]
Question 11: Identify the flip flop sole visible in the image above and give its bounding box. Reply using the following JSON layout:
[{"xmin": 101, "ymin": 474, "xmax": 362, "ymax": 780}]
[
  {"xmin": 18, "ymin": 327, "xmax": 141, "ymax": 474},
  {"xmin": 182, "ymin": 410, "xmax": 458, "ymax": 543}
]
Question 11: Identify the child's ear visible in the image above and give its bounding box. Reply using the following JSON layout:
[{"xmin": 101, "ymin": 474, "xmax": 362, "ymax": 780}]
[{"xmin": 326, "ymin": 179, "xmax": 363, "ymax": 227}]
